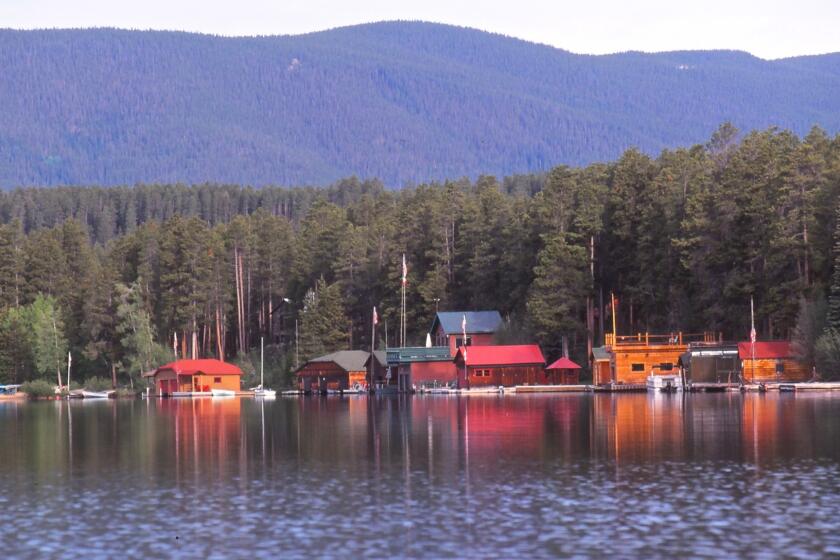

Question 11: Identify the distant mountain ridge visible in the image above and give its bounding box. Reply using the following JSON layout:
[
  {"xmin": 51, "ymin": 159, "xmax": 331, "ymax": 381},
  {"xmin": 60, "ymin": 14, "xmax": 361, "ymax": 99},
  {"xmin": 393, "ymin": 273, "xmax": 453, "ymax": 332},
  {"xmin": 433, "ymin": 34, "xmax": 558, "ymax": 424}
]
[{"xmin": 0, "ymin": 21, "xmax": 839, "ymax": 188}]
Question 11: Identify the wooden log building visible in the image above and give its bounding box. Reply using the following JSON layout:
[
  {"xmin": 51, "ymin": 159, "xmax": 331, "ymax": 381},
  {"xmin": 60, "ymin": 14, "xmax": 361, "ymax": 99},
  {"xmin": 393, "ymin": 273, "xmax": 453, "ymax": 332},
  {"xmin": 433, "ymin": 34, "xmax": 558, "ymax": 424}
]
[
  {"xmin": 296, "ymin": 350, "xmax": 386, "ymax": 392},
  {"xmin": 593, "ymin": 332, "xmax": 717, "ymax": 385},
  {"xmin": 454, "ymin": 344, "xmax": 546, "ymax": 388},
  {"xmin": 738, "ymin": 341, "xmax": 809, "ymax": 383}
]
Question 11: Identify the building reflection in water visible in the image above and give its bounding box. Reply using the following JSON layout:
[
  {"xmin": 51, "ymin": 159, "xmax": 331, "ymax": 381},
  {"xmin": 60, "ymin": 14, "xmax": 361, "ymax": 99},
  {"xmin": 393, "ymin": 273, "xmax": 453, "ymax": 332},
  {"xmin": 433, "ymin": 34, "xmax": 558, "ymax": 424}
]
[{"xmin": 7, "ymin": 392, "xmax": 839, "ymax": 488}]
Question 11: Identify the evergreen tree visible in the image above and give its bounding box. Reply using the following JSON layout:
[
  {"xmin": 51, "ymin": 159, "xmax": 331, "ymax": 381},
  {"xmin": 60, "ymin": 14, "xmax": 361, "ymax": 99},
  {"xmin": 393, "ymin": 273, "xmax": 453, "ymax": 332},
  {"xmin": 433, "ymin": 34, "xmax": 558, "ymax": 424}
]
[{"xmin": 298, "ymin": 277, "xmax": 349, "ymax": 361}]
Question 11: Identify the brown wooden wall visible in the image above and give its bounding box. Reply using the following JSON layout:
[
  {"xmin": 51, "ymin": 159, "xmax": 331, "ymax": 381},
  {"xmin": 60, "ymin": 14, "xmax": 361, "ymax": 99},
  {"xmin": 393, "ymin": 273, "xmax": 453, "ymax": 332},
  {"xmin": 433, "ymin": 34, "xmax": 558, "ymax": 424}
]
[
  {"xmin": 297, "ymin": 361, "xmax": 349, "ymax": 391},
  {"xmin": 546, "ymin": 369, "xmax": 580, "ymax": 385},
  {"xmin": 613, "ymin": 345, "xmax": 686, "ymax": 384},
  {"xmin": 742, "ymin": 358, "xmax": 809, "ymax": 382},
  {"xmin": 593, "ymin": 360, "xmax": 611, "ymax": 385},
  {"xmin": 467, "ymin": 365, "xmax": 546, "ymax": 387}
]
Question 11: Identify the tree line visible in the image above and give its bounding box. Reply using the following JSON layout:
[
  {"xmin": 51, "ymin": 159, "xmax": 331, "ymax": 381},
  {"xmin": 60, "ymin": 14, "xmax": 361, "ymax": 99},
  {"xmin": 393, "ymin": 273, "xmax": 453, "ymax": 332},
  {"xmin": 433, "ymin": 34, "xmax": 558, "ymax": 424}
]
[{"xmin": 1, "ymin": 123, "xmax": 840, "ymax": 387}]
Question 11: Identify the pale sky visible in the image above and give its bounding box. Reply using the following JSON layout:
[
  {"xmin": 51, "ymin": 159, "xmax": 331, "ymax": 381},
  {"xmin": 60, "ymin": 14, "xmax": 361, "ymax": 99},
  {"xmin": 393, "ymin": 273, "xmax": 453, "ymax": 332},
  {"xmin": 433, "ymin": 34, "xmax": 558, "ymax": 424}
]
[{"xmin": 1, "ymin": 0, "xmax": 838, "ymax": 59}]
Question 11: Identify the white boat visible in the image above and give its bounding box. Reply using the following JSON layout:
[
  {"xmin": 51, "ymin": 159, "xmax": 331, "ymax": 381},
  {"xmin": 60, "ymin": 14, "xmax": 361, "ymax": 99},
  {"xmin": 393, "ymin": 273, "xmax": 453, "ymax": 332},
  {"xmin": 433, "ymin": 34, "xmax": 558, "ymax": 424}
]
[
  {"xmin": 252, "ymin": 338, "xmax": 276, "ymax": 398},
  {"xmin": 81, "ymin": 390, "xmax": 113, "ymax": 399},
  {"xmin": 211, "ymin": 388, "xmax": 236, "ymax": 397},
  {"xmin": 646, "ymin": 374, "xmax": 684, "ymax": 392},
  {"xmin": 253, "ymin": 386, "xmax": 276, "ymax": 398}
]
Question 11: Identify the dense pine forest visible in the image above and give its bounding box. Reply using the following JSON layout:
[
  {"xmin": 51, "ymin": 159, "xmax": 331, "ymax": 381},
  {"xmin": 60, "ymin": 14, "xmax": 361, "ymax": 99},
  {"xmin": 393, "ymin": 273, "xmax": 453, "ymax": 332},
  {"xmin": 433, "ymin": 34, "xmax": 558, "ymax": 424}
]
[
  {"xmin": 3, "ymin": 124, "xmax": 840, "ymax": 387},
  {"xmin": 2, "ymin": 23, "xmax": 840, "ymax": 187}
]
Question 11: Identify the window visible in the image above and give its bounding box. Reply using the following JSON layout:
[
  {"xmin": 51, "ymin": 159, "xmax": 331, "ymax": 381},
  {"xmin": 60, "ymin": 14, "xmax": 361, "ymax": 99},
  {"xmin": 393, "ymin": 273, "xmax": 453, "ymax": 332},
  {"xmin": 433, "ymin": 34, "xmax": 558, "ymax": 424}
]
[
  {"xmin": 660, "ymin": 363, "xmax": 674, "ymax": 371},
  {"xmin": 456, "ymin": 336, "xmax": 472, "ymax": 348},
  {"xmin": 631, "ymin": 363, "xmax": 645, "ymax": 372},
  {"xmin": 473, "ymin": 369, "xmax": 491, "ymax": 377},
  {"xmin": 214, "ymin": 377, "xmax": 222, "ymax": 384}
]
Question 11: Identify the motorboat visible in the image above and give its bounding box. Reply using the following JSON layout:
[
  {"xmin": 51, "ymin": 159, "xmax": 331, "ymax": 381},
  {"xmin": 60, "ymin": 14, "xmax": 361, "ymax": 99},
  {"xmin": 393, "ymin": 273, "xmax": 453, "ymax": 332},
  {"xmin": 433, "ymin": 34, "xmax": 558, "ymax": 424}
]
[
  {"xmin": 646, "ymin": 374, "xmax": 684, "ymax": 392},
  {"xmin": 211, "ymin": 388, "xmax": 236, "ymax": 397},
  {"xmin": 0, "ymin": 384, "xmax": 25, "ymax": 400}
]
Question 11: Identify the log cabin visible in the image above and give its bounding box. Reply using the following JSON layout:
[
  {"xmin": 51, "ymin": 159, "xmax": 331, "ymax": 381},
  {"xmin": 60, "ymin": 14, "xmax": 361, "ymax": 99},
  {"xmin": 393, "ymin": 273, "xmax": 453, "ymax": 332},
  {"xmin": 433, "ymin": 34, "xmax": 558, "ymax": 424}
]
[
  {"xmin": 597, "ymin": 332, "xmax": 717, "ymax": 385},
  {"xmin": 431, "ymin": 310, "xmax": 503, "ymax": 356},
  {"xmin": 453, "ymin": 344, "xmax": 546, "ymax": 388},
  {"xmin": 146, "ymin": 359, "xmax": 243, "ymax": 396},
  {"xmin": 738, "ymin": 341, "xmax": 809, "ymax": 383}
]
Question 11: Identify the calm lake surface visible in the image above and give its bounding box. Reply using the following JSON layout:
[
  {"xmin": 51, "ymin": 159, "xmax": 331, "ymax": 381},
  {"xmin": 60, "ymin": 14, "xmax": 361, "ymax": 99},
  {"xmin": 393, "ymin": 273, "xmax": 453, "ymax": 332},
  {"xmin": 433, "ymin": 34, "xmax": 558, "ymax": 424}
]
[{"xmin": 2, "ymin": 393, "xmax": 840, "ymax": 558}]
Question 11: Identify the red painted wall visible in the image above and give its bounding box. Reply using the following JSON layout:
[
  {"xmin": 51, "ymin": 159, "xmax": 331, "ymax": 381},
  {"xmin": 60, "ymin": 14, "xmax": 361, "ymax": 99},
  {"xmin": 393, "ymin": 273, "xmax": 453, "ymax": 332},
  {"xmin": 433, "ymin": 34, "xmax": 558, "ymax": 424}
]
[
  {"xmin": 447, "ymin": 332, "xmax": 497, "ymax": 356},
  {"xmin": 408, "ymin": 361, "xmax": 457, "ymax": 386},
  {"xmin": 464, "ymin": 365, "xmax": 547, "ymax": 387}
]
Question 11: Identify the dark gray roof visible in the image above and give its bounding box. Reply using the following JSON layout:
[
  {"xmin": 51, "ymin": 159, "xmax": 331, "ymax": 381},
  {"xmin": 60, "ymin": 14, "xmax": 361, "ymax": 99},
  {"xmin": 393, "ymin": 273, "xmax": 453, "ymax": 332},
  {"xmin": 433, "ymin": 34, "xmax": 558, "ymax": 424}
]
[
  {"xmin": 430, "ymin": 311, "xmax": 503, "ymax": 335},
  {"xmin": 309, "ymin": 350, "xmax": 371, "ymax": 372},
  {"xmin": 364, "ymin": 350, "xmax": 387, "ymax": 367},
  {"xmin": 592, "ymin": 346, "xmax": 611, "ymax": 361},
  {"xmin": 386, "ymin": 346, "xmax": 451, "ymax": 365}
]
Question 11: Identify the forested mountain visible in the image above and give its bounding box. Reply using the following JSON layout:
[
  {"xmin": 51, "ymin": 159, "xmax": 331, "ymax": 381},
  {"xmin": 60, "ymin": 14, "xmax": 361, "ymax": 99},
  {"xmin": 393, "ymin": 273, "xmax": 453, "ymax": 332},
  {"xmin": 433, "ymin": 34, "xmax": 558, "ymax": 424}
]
[
  {"xmin": 2, "ymin": 125, "xmax": 840, "ymax": 388},
  {"xmin": 1, "ymin": 22, "xmax": 839, "ymax": 187}
]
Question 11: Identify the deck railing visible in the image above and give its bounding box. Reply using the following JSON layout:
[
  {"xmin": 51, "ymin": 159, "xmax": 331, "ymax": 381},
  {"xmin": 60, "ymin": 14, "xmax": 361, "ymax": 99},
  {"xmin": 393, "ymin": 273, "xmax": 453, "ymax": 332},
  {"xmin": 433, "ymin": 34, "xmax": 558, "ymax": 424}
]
[{"xmin": 605, "ymin": 332, "xmax": 717, "ymax": 347}]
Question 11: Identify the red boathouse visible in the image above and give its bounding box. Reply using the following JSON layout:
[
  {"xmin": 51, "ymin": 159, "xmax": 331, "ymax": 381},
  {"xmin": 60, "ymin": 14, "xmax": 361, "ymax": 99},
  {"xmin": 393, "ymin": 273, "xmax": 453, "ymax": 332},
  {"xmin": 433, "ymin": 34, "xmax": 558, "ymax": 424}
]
[
  {"xmin": 146, "ymin": 359, "xmax": 243, "ymax": 395},
  {"xmin": 454, "ymin": 345, "xmax": 546, "ymax": 388}
]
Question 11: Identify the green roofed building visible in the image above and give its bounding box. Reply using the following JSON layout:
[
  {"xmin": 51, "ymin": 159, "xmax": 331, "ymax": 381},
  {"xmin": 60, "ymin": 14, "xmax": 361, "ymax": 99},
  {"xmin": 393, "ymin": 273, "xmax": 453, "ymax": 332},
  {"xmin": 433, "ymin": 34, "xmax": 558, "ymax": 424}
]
[{"xmin": 386, "ymin": 346, "xmax": 456, "ymax": 390}]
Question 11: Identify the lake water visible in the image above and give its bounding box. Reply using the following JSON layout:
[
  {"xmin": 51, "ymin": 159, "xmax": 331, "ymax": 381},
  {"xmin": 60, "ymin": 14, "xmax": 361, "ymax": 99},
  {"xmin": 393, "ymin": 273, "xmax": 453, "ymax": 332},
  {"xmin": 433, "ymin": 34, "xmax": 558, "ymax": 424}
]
[{"xmin": 1, "ymin": 393, "xmax": 840, "ymax": 558}]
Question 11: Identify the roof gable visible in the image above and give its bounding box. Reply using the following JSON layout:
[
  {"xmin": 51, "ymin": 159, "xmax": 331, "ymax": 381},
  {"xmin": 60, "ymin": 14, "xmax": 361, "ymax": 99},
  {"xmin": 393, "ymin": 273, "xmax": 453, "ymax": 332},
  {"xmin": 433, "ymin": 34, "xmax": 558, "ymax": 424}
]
[
  {"xmin": 454, "ymin": 344, "xmax": 545, "ymax": 367},
  {"xmin": 431, "ymin": 311, "xmax": 503, "ymax": 335},
  {"xmin": 309, "ymin": 350, "xmax": 371, "ymax": 372},
  {"xmin": 546, "ymin": 357, "xmax": 582, "ymax": 370},
  {"xmin": 592, "ymin": 346, "xmax": 611, "ymax": 361}
]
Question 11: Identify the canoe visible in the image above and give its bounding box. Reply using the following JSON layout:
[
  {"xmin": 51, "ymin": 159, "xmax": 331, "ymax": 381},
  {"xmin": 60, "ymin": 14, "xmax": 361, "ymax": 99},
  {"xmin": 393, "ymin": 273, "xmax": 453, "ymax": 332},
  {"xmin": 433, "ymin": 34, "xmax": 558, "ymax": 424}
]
[{"xmin": 81, "ymin": 390, "xmax": 113, "ymax": 399}]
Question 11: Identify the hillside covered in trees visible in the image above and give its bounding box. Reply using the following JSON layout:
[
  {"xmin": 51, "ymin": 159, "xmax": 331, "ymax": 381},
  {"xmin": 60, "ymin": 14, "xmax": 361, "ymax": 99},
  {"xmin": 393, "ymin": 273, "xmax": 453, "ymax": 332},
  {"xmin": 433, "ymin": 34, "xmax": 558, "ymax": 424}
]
[
  {"xmin": 2, "ymin": 124, "xmax": 840, "ymax": 387},
  {"xmin": 1, "ymin": 22, "xmax": 840, "ymax": 187}
]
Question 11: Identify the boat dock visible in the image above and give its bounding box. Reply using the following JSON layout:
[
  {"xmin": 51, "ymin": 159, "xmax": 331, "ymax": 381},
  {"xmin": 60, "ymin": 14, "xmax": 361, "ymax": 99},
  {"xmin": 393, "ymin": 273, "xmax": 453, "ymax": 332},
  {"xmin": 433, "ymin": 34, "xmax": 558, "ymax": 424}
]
[{"xmin": 514, "ymin": 384, "xmax": 589, "ymax": 393}]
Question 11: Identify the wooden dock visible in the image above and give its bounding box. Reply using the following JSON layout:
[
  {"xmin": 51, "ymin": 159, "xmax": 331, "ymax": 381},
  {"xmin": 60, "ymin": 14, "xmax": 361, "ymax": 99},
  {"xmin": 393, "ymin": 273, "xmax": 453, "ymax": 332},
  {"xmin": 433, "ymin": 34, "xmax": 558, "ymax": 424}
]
[
  {"xmin": 688, "ymin": 383, "xmax": 740, "ymax": 392},
  {"xmin": 513, "ymin": 384, "xmax": 589, "ymax": 393},
  {"xmin": 592, "ymin": 383, "xmax": 647, "ymax": 392},
  {"xmin": 777, "ymin": 382, "xmax": 840, "ymax": 392}
]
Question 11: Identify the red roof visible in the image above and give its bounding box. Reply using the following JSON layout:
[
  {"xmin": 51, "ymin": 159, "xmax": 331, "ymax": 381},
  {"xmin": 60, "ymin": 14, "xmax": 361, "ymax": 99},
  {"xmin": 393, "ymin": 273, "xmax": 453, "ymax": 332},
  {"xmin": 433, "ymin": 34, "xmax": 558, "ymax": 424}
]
[
  {"xmin": 156, "ymin": 359, "xmax": 243, "ymax": 376},
  {"xmin": 546, "ymin": 357, "xmax": 582, "ymax": 370},
  {"xmin": 737, "ymin": 341, "xmax": 793, "ymax": 360},
  {"xmin": 454, "ymin": 345, "xmax": 545, "ymax": 367}
]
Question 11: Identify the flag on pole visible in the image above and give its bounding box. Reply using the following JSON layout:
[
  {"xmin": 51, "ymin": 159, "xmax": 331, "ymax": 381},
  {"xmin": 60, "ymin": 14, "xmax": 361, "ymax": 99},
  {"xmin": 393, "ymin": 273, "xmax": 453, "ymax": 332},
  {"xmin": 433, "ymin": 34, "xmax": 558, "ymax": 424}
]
[
  {"xmin": 401, "ymin": 254, "xmax": 408, "ymax": 286},
  {"xmin": 461, "ymin": 313, "xmax": 468, "ymax": 361},
  {"xmin": 750, "ymin": 297, "xmax": 757, "ymax": 343},
  {"xmin": 173, "ymin": 332, "xmax": 178, "ymax": 357},
  {"xmin": 372, "ymin": 306, "xmax": 379, "ymax": 326}
]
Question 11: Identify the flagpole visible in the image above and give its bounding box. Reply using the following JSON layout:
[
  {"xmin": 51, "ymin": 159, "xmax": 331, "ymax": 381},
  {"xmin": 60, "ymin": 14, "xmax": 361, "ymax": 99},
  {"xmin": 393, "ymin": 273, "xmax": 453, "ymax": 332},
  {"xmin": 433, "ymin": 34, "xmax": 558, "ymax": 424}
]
[
  {"xmin": 462, "ymin": 314, "xmax": 469, "ymax": 390},
  {"xmin": 370, "ymin": 307, "xmax": 377, "ymax": 393}
]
